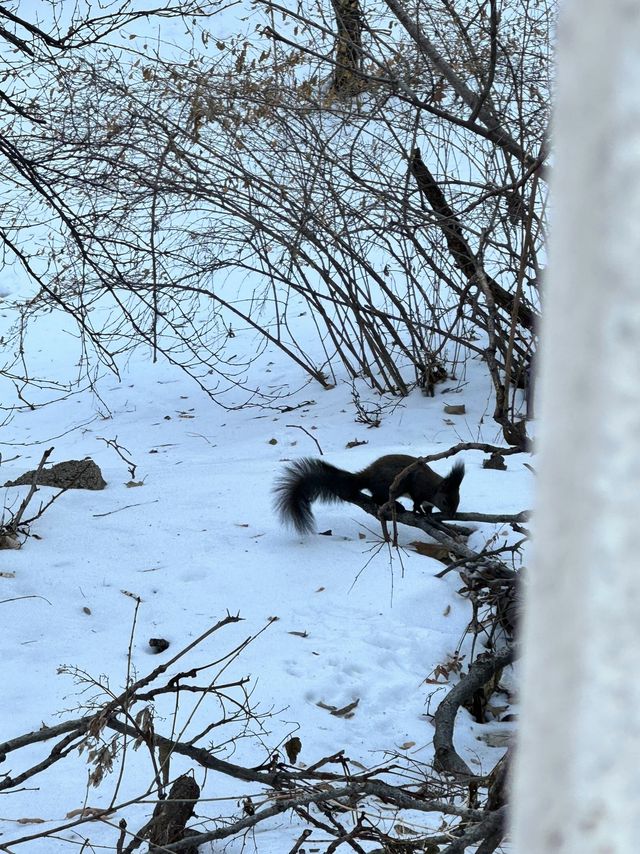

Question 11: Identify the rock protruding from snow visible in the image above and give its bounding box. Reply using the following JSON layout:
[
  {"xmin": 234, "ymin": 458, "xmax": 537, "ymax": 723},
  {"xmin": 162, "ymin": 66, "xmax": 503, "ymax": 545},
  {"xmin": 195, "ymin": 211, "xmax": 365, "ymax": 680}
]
[{"xmin": 5, "ymin": 459, "xmax": 107, "ymax": 490}]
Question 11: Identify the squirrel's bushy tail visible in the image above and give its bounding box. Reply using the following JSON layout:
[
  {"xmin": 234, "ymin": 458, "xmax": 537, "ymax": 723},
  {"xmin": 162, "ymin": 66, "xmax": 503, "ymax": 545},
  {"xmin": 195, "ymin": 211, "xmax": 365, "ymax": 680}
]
[{"xmin": 273, "ymin": 458, "xmax": 361, "ymax": 534}]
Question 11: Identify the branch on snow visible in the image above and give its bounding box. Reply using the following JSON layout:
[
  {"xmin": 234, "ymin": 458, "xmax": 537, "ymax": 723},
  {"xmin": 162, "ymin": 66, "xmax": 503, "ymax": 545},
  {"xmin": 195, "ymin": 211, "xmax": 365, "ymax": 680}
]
[{"xmin": 433, "ymin": 645, "xmax": 517, "ymax": 777}]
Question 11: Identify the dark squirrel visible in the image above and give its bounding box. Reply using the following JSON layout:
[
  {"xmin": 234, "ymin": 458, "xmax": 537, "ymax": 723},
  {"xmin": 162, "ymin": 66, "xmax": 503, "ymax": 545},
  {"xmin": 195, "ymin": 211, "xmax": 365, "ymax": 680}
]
[{"xmin": 274, "ymin": 454, "xmax": 465, "ymax": 534}]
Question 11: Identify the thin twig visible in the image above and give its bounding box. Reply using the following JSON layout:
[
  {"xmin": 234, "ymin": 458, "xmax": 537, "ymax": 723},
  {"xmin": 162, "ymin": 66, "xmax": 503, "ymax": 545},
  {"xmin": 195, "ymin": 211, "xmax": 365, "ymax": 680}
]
[{"xmin": 9, "ymin": 446, "xmax": 54, "ymax": 531}]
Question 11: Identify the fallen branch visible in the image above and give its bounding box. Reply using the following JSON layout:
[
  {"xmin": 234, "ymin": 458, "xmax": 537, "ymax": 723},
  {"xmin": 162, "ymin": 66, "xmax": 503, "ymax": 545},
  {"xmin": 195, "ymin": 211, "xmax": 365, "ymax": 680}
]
[
  {"xmin": 147, "ymin": 774, "xmax": 200, "ymax": 852},
  {"xmin": 453, "ymin": 511, "xmax": 529, "ymax": 524},
  {"xmin": 433, "ymin": 646, "xmax": 517, "ymax": 777},
  {"xmin": 154, "ymin": 781, "xmax": 490, "ymax": 853},
  {"xmin": 440, "ymin": 805, "xmax": 508, "ymax": 854},
  {"xmin": 413, "ymin": 442, "xmax": 531, "ymax": 462},
  {"xmin": 336, "ymin": 484, "xmax": 527, "ymax": 558}
]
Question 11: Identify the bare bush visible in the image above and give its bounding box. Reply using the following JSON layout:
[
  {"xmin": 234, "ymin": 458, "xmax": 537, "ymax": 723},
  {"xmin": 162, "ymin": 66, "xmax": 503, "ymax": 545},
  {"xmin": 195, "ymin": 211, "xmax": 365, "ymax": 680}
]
[{"xmin": 1, "ymin": 1, "xmax": 550, "ymax": 432}]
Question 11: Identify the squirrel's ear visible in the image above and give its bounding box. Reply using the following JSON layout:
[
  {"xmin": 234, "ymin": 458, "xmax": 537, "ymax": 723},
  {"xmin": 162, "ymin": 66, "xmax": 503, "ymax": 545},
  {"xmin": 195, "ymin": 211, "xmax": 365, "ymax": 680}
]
[{"xmin": 444, "ymin": 461, "xmax": 465, "ymax": 487}]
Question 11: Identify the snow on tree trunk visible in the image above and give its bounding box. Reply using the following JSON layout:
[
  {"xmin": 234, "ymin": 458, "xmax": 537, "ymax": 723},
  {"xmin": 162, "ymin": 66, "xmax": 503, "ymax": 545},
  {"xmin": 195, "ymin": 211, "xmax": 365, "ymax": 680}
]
[{"xmin": 512, "ymin": 2, "xmax": 640, "ymax": 850}]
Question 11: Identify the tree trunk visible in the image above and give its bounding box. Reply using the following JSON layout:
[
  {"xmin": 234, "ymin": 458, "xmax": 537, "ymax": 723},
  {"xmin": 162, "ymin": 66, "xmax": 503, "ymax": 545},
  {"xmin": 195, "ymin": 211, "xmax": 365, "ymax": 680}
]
[{"xmin": 512, "ymin": 1, "xmax": 640, "ymax": 850}]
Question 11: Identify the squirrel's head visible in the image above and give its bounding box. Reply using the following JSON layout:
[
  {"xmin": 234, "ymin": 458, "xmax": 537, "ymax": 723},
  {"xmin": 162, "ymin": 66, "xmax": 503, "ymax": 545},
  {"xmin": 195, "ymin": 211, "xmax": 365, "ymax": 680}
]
[
  {"xmin": 431, "ymin": 461, "xmax": 465, "ymax": 515},
  {"xmin": 430, "ymin": 485, "xmax": 460, "ymax": 515}
]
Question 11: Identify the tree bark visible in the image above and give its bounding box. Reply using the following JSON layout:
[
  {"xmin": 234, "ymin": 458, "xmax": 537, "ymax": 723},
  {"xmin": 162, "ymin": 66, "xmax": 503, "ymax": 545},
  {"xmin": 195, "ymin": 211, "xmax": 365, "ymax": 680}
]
[{"xmin": 512, "ymin": 1, "xmax": 640, "ymax": 850}]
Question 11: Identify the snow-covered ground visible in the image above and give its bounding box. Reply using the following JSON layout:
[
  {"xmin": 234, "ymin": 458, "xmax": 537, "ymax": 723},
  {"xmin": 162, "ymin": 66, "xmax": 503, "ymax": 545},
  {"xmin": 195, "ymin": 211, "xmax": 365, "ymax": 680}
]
[{"xmin": 0, "ymin": 300, "xmax": 531, "ymax": 851}]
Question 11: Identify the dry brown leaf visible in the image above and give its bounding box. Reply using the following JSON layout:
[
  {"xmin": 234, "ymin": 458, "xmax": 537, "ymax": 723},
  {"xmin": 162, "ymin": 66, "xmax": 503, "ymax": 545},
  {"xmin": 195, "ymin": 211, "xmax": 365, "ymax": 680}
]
[
  {"xmin": 411, "ymin": 541, "xmax": 451, "ymax": 563},
  {"xmin": 394, "ymin": 822, "xmax": 417, "ymax": 835},
  {"xmin": 65, "ymin": 807, "xmax": 107, "ymax": 819},
  {"xmin": 158, "ymin": 742, "xmax": 172, "ymax": 787}
]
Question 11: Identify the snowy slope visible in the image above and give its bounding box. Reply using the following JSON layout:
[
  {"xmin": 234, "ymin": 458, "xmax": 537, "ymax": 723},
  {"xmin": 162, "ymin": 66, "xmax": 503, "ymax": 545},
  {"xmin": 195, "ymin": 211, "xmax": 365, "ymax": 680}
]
[{"xmin": 0, "ymin": 301, "xmax": 530, "ymax": 852}]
